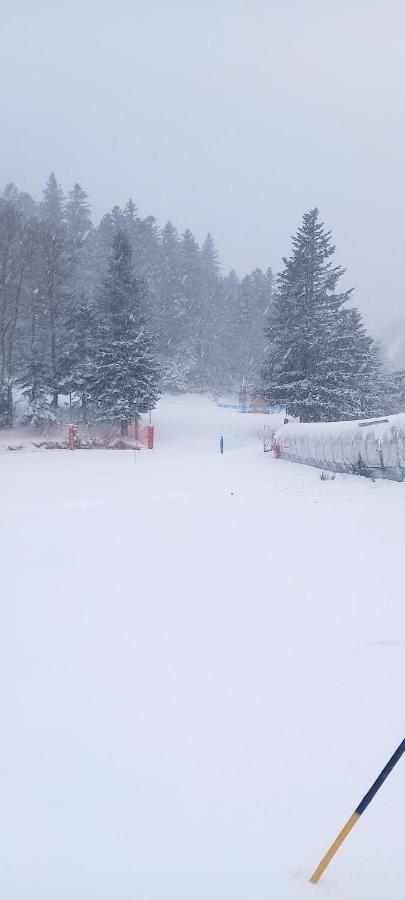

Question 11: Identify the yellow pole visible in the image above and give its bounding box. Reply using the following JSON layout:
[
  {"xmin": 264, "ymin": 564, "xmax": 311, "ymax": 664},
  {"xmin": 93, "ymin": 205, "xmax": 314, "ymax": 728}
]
[
  {"xmin": 310, "ymin": 737, "xmax": 405, "ymax": 884},
  {"xmin": 310, "ymin": 812, "xmax": 359, "ymax": 884}
]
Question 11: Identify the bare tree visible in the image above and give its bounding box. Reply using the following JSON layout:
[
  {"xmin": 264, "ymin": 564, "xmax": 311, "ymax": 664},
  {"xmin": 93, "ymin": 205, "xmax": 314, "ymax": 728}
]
[{"xmin": 0, "ymin": 201, "xmax": 33, "ymax": 425}]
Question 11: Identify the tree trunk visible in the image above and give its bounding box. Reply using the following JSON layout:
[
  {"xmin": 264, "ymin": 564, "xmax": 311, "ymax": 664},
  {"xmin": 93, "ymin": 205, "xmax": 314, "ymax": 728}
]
[
  {"xmin": 48, "ymin": 239, "xmax": 58, "ymax": 408},
  {"xmin": 6, "ymin": 383, "xmax": 13, "ymax": 427},
  {"xmin": 50, "ymin": 308, "xmax": 58, "ymax": 407},
  {"xmin": 121, "ymin": 420, "xmax": 128, "ymax": 436}
]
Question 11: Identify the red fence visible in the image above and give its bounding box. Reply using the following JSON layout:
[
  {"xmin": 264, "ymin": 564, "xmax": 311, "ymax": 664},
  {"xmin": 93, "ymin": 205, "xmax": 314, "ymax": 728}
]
[
  {"xmin": 66, "ymin": 420, "xmax": 154, "ymax": 449},
  {"xmin": 0, "ymin": 419, "xmax": 155, "ymax": 451},
  {"xmin": 132, "ymin": 421, "xmax": 154, "ymax": 449}
]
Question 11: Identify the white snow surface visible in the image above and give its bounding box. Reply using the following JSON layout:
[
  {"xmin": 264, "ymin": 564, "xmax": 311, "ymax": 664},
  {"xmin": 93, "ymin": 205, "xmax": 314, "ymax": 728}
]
[{"xmin": 1, "ymin": 393, "xmax": 404, "ymax": 900}]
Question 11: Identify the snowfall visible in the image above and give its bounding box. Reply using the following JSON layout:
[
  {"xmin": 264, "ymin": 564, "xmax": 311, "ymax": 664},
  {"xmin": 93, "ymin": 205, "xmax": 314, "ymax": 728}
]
[{"xmin": 1, "ymin": 394, "xmax": 404, "ymax": 900}]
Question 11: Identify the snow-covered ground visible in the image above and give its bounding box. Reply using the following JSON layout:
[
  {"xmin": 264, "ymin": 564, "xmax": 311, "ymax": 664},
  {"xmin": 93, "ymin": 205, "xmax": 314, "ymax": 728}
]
[{"xmin": 1, "ymin": 394, "xmax": 404, "ymax": 900}]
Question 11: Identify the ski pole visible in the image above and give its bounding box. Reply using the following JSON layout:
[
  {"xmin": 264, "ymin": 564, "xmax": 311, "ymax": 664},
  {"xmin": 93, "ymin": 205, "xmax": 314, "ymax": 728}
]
[{"xmin": 310, "ymin": 737, "xmax": 405, "ymax": 884}]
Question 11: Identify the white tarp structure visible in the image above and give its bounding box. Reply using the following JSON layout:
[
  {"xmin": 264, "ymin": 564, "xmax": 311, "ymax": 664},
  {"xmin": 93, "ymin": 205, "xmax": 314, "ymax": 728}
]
[{"xmin": 272, "ymin": 413, "xmax": 405, "ymax": 481}]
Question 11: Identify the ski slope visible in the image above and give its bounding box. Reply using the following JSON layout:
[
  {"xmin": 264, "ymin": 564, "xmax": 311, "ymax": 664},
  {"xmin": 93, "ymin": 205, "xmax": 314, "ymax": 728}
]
[{"xmin": 1, "ymin": 394, "xmax": 404, "ymax": 900}]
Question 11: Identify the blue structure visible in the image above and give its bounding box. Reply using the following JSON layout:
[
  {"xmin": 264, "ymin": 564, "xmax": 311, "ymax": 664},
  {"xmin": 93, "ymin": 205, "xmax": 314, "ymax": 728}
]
[{"xmin": 216, "ymin": 401, "xmax": 285, "ymax": 415}]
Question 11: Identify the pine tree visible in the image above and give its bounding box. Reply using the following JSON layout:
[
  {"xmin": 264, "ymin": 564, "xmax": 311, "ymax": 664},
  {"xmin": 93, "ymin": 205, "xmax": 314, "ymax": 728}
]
[
  {"xmin": 157, "ymin": 221, "xmax": 183, "ymax": 358},
  {"xmin": 120, "ymin": 199, "xmax": 144, "ymax": 274},
  {"xmin": 228, "ymin": 267, "xmax": 272, "ymax": 389},
  {"xmin": 389, "ymin": 369, "xmax": 405, "ymax": 413},
  {"xmin": 138, "ymin": 215, "xmax": 160, "ymax": 288},
  {"xmin": 95, "ymin": 204, "xmax": 136, "ymax": 283},
  {"xmin": 195, "ymin": 233, "xmax": 223, "ymax": 389},
  {"xmin": 58, "ymin": 300, "xmax": 95, "ymax": 419},
  {"xmin": 221, "ymin": 269, "xmax": 240, "ymax": 388},
  {"xmin": 19, "ymin": 223, "xmax": 55, "ymax": 427},
  {"xmin": 65, "ymin": 183, "xmax": 92, "ymax": 248},
  {"xmin": 124, "ymin": 198, "xmax": 138, "ymax": 226},
  {"xmin": 3, "ymin": 183, "xmax": 38, "ymax": 218},
  {"xmin": 122, "ymin": 199, "xmax": 138, "ymax": 240},
  {"xmin": 41, "ymin": 173, "xmax": 65, "ymax": 224},
  {"xmin": 170, "ymin": 228, "xmax": 203, "ymax": 389},
  {"xmin": 261, "ymin": 209, "xmax": 383, "ymax": 421},
  {"xmin": 39, "ymin": 222, "xmax": 72, "ymax": 406},
  {"xmin": 88, "ymin": 231, "xmax": 160, "ymax": 433},
  {"xmin": 20, "ymin": 358, "xmax": 56, "ymax": 427},
  {"xmin": 65, "ymin": 182, "xmax": 96, "ymax": 302}
]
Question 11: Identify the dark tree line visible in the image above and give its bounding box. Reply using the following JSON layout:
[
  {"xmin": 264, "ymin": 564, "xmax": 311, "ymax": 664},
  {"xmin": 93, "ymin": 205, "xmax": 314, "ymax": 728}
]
[{"xmin": 0, "ymin": 174, "xmax": 272, "ymax": 428}]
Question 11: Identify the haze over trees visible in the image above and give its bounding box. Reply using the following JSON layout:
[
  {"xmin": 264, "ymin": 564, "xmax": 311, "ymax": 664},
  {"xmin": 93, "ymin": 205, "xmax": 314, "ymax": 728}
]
[
  {"xmin": 0, "ymin": 175, "xmax": 272, "ymax": 427},
  {"xmin": 0, "ymin": 179, "xmax": 401, "ymax": 428}
]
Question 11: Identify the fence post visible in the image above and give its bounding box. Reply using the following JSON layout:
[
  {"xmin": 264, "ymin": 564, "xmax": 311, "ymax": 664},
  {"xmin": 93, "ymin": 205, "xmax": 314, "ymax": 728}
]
[{"xmin": 68, "ymin": 424, "xmax": 77, "ymax": 449}]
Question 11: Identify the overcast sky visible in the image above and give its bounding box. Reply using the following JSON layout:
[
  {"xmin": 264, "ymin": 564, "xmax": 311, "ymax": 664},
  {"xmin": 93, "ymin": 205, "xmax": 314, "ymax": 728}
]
[{"xmin": 1, "ymin": 0, "xmax": 405, "ymax": 347}]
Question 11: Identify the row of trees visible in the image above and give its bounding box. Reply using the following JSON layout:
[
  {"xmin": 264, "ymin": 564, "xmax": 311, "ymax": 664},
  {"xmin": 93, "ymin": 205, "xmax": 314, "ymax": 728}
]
[
  {"xmin": 0, "ymin": 176, "xmax": 402, "ymax": 428},
  {"xmin": 0, "ymin": 174, "xmax": 272, "ymax": 427}
]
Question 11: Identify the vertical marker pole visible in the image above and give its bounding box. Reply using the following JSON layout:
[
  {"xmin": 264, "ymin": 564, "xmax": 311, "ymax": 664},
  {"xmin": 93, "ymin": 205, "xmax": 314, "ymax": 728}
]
[
  {"xmin": 310, "ymin": 737, "xmax": 405, "ymax": 884},
  {"xmin": 220, "ymin": 435, "xmax": 224, "ymax": 454}
]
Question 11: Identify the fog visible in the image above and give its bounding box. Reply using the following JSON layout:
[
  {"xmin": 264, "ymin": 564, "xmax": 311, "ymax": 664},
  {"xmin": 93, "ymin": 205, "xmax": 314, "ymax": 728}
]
[{"xmin": 1, "ymin": 0, "xmax": 405, "ymax": 352}]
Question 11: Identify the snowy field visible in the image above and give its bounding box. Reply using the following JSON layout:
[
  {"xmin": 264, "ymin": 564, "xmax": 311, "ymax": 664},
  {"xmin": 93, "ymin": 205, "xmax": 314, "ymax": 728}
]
[{"xmin": 1, "ymin": 394, "xmax": 405, "ymax": 900}]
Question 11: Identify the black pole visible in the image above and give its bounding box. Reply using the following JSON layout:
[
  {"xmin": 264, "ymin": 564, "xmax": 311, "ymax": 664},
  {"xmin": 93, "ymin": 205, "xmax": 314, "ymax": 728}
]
[
  {"xmin": 310, "ymin": 737, "xmax": 405, "ymax": 884},
  {"xmin": 355, "ymin": 737, "xmax": 405, "ymax": 815}
]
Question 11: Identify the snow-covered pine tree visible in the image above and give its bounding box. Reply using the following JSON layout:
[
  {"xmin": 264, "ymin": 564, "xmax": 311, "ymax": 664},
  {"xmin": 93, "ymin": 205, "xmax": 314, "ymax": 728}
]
[
  {"xmin": 228, "ymin": 268, "xmax": 272, "ymax": 390},
  {"xmin": 20, "ymin": 357, "xmax": 56, "ymax": 427},
  {"xmin": 94, "ymin": 206, "xmax": 126, "ymax": 280},
  {"xmin": 138, "ymin": 215, "xmax": 160, "ymax": 286},
  {"xmin": 122, "ymin": 199, "xmax": 143, "ymax": 273},
  {"xmin": 221, "ymin": 269, "xmax": 240, "ymax": 389},
  {"xmin": 97, "ymin": 210, "xmax": 119, "ymax": 252},
  {"xmin": 65, "ymin": 183, "xmax": 92, "ymax": 250},
  {"xmin": 40, "ymin": 173, "xmax": 65, "ymax": 224},
  {"xmin": 167, "ymin": 228, "xmax": 203, "ymax": 390},
  {"xmin": 89, "ymin": 230, "xmax": 160, "ymax": 434},
  {"xmin": 195, "ymin": 233, "xmax": 223, "ymax": 389},
  {"xmin": 156, "ymin": 220, "xmax": 187, "ymax": 385},
  {"xmin": 261, "ymin": 209, "xmax": 384, "ymax": 421},
  {"xmin": 158, "ymin": 228, "xmax": 203, "ymax": 392},
  {"xmin": 389, "ymin": 369, "xmax": 405, "ymax": 412},
  {"xmin": 328, "ymin": 307, "xmax": 386, "ymax": 419},
  {"xmin": 65, "ymin": 182, "xmax": 96, "ymax": 303},
  {"xmin": 180, "ymin": 229, "xmax": 202, "ymax": 311},
  {"xmin": 18, "ymin": 222, "xmax": 56, "ymax": 427},
  {"xmin": 3, "ymin": 183, "xmax": 38, "ymax": 218},
  {"xmin": 34, "ymin": 174, "xmax": 73, "ymax": 408},
  {"xmin": 123, "ymin": 198, "xmax": 138, "ymax": 227},
  {"xmin": 58, "ymin": 299, "xmax": 95, "ymax": 419},
  {"xmin": 157, "ymin": 222, "xmax": 182, "ymax": 348},
  {"xmin": 39, "ymin": 221, "xmax": 72, "ymax": 407}
]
